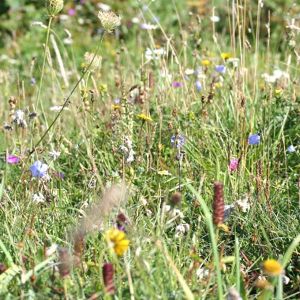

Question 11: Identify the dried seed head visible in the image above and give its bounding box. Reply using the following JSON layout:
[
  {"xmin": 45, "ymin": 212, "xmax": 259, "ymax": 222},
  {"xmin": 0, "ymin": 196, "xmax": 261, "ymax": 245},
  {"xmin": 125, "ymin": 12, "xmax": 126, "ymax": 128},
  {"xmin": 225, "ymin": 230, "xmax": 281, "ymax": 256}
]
[
  {"xmin": 58, "ymin": 247, "xmax": 71, "ymax": 277},
  {"xmin": 212, "ymin": 182, "xmax": 225, "ymax": 226},
  {"xmin": 102, "ymin": 263, "xmax": 115, "ymax": 295},
  {"xmin": 98, "ymin": 10, "xmax": 121, "ymax": 32},
  {"xmin": 170, "ymin": 192, "xmax": 182, "ymax": 206},
  {"xmin": 46, "ymin": 0, "xmax": 64, "ymax": 16},
  {"xmin": 0, "ymin": 263, "xmax": 7, "ymax": 274},
  {"xmin": 73, "ymin": 230, "xmax": 85, "ymax": 260}
]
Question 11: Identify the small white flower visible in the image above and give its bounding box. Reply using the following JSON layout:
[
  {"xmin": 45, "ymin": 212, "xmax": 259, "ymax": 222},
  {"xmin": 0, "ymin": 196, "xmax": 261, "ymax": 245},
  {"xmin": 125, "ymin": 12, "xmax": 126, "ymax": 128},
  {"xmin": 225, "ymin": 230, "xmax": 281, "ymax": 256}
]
[
  {"xmin": 131, "ymin": 17, "xmax": 140, "ymax": 24},
  {"xmin": 145, "ymin": 48, "xmax": 166, "ymax": 61},
  {"xmin": 32, "ymin": 193, "xmax": 46, "ymax": 204},
  {"xmin": 282, "ymin": 275, "xmax": 290, "ymax": 285},
  {"xmin": 45, "ymin": 244, "xmax": 58, "ymax": 257},
  {"xmin": 12, "ymin": 110, "xmax": 27, "ymax": 128},
  {"xmin": 236, "ymin": 197, "xmax": 250, "ymax": 212},
  {"xmin": 175, "ymin": 223, "xmax": 190, "ymax": 238},
  {"xmin": 227, "ymin": 287, "xmax": 242, "ymax": 300},
  {"xmin": 196, "ymin": 267, "xmax": 210, "ymax": 280},
  {"xmin": 210, "ymin": 16, "xmax": 220, "ymax": 22},
  {"xmin": 140, "ymin": 23, "xmax": 158, "ymax": 30},
  {"xmin": 120, "ymin": 136, "xmax": 135, "ymax": 163},
  {"xmin": 49, "ymin": 150, "xmax": 61, "ymax": 160},
  {"xmin": 287, "ymin": 145, "xmax": 296, "ymax": 153},
  {"xmin": 185, "ymin": 68, "xmax": 195, "ymax": 76},
  {"xmin": 98, "ymin": 3, "xmax": 111, "ymax": 12}
]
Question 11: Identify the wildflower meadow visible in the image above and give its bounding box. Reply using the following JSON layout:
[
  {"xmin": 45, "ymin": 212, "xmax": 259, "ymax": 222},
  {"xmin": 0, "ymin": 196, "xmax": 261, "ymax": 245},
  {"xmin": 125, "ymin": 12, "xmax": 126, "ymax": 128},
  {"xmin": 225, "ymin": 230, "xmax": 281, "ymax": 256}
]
[{"xmin": 0, "ymin": 0, "xmax": 299, "ymax": 299}]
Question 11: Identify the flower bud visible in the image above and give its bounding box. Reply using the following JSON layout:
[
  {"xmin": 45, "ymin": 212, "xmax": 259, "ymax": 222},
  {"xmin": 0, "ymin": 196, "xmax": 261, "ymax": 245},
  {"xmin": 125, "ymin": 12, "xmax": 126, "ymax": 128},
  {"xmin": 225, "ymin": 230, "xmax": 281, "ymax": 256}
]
[
  {"xmin": 46, "ymin": 0, "xmax": 64, "ymax": 16},
  {"xmin": 98, "ymin": 10, "xmax": 121, "ymax": 32}
]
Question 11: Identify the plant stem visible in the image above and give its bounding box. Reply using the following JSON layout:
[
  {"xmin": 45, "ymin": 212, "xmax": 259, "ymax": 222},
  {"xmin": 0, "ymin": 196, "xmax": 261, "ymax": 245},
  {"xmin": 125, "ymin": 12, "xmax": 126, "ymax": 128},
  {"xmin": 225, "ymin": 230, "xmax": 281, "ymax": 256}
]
[
  {"xmin": 36, "ymin": 16, "xmax": 53, "ymax": 125},
  {"xmin": 29, "ymin": 33, "xmax": 105, "ymax": 156},
  {"xmin": 187, "ymin": 184, "xmax": 224, "ymax": 299}
]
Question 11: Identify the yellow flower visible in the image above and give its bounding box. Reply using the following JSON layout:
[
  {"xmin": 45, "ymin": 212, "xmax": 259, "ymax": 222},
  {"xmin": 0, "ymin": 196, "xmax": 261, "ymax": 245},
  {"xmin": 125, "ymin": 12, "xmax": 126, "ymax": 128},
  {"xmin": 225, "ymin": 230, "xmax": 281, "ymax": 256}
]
[
  {"xmin": 112, "ymin": 104, "xmax": 121, "ymax": 110},
  {"xmin": 214, "ymin": 82, "xmax": 223, "ymax": 89},
  {"xmin": 136, "ymin": 113, "xmax": 152, "ymax": 122},
  {"xmin": 105, "ymin": 228, "xmax": 129, "ymax": 256},
  {"xmin": 221, "ymin": 52, "xmax": 232, "ymax": 60},
  {"xmin": 263, "ymin": 259, "xmax": 283, "ymax": 276},
  {"xmin": 275, "ymin": 88, "xmax": 283, "ymax": 95},
  {"xmin": 201, "ymin": 59, "xmax": 211, "ymax": 66}
]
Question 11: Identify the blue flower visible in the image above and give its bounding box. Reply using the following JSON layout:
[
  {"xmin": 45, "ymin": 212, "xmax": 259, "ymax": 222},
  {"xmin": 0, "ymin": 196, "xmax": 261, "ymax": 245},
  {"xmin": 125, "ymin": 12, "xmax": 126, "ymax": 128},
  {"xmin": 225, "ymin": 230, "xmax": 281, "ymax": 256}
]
[
  {"xmin": 195, "ymin": 80, "xmax": 202, "ymax": 92},
  {"xmin": 215, "ymin": 65, "xmax": 226, "ymax": 74},
  {"xmin": 171, "ymin": 134, "xmax": 185, "ymax": 148},
  {"xmin": 287, "ymin": 145, "xmax": 296, "ymax": 153},
  {"xmin": 30, "ymin": 161, "xmax": 49, "ymax": 178},
  {"xmin": 248, "ymin": 134, "xmax": 261, "ymax": 145}
]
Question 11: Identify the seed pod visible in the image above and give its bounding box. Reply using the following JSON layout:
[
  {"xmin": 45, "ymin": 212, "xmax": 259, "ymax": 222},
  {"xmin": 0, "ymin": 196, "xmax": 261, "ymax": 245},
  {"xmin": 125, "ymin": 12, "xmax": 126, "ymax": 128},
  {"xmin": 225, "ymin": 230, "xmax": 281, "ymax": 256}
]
[
  {"xmin": 74, "ymin": 230, "xmax": 85, "ymax": 259},
  {"xmin": 58, "ymin": 247, "xmax": 71, "ymax": 277},
  {"xmin": 102, "ymin": 263, "xmax": 115, "ymax": 295},
  {"xmin": 0, "ymin": 263, "xmax": 7, "ymax": 274},
  {"xmin": 46, "ymin": 0, "xmax": 64, "ymax": 16},
  {"xmin": 212, "ymin": 182, "xmax": 224, "ymax": 225},
  {"xmin": 170, "ymin": 192, "xmax": 182, "ymax": 206}
]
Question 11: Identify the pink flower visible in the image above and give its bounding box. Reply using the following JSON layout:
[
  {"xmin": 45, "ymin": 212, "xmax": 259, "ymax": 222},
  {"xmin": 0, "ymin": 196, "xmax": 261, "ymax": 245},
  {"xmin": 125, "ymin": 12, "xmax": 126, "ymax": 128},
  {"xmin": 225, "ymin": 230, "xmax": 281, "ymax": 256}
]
[
  {"xmin": 68, "ymin": 8, "xmax": 76, "ymax": 16},
  {"xmin": 229, "ymin": 158, "xmax": 239, "ymax": 172},
  {"xmin": 6, "ymin": 155, "xmax": 20, "ymax": 164}
]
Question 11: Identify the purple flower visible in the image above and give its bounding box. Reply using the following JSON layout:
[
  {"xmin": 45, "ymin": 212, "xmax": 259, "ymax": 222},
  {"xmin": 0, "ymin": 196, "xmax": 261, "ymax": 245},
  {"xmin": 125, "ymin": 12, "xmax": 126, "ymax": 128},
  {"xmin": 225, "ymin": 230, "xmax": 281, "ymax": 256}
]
[
  {"xmin": 6, "ymin": 155, "xmax": 20, "ymax": 165},
  {"xmin": 30, "ymin": 77, "xmax": 36, "ymax": 85},
  {"xmin": 172, "ymin": 81, "xmax": 183, "ymax": 88},
  {"xmin": 171, "ymin": 134, "xmax": 185, "ymax": 148},
  {"xmin": 68, "ymin": 8, "xmax": 76, "ymax": 16},
  {"xmin": 30, "ymin": 161, "xmax": 49, "ymax": 178},
  {"xmin": 215, "ymin": 65, "xmax": 226, "ymax": 74},
  {"xmin": 195, "ymin": 80, "xmax": 202, "ymax": 92},
  {"xmin": 229, "ymin": 158, "xmax": 239, "ymax": 172},
  {"xmin": 114, "ymin": 98, "xmax": 120, "ymax": 104},
  {"xmin": 248, "ymin": 134, "xmax": 260, "ymax": 145}
]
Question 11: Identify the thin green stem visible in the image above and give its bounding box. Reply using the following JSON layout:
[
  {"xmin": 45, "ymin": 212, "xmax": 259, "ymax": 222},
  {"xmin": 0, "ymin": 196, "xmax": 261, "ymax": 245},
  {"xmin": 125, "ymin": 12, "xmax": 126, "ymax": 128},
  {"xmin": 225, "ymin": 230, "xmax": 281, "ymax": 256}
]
[
  {"xmin": 29, "ymin": 33, "xmax": 105, "ymax": 156},
  {"xmin": 36, "ymin": 16, "xmax": 53, "ymax": 122},
  {"xmin": 187, "ymin": 184, "xmax": 224, "ymax": 299}
]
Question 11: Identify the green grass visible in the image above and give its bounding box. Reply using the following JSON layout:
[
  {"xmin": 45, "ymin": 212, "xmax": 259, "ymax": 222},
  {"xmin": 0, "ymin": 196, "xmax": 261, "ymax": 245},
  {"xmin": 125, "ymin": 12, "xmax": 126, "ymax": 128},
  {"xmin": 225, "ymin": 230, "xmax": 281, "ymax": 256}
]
[{"xmin": 0, "ymin": 0, "xmax": 299, "ymax": 299}]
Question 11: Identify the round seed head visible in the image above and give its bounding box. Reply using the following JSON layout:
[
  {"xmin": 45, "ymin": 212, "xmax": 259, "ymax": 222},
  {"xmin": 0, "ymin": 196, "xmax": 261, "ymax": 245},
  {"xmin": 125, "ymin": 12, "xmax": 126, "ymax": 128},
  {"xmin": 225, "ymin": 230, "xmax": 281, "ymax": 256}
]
[
  {"xmin": 98, "ymin": 10, "xmax": 121, "ymax": 32},
  {"xmin": 46, "ymin": 0, "xmax": 64, "ymax": 16}
]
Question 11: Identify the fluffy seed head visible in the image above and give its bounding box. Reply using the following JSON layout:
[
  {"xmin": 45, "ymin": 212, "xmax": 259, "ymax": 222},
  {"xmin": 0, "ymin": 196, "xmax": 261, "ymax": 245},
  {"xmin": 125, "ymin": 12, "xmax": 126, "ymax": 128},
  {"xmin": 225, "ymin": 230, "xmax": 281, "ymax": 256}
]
[
  {"xmin": 98, "ymin": 10, "xmax": 121, "ymax": 32},
  {"xmin": 46, "ymin": 0, "xmax": 64, "ymax": 16}
]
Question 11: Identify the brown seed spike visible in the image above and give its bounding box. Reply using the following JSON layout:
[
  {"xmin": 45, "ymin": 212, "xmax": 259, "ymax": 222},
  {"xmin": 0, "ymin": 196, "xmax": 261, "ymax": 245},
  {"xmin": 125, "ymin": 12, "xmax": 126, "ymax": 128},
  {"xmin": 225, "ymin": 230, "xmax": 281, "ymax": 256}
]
[
  {"xmin": 103, "ymin": 263, "xmax": 115, "ymax": 295},
  {"xmin": 213, "ymin": 182, "xmax": 225, "ymax": 226},
  {"xmin": 58, "ymin": 247, "xmax": 71, "ymax": 277}
]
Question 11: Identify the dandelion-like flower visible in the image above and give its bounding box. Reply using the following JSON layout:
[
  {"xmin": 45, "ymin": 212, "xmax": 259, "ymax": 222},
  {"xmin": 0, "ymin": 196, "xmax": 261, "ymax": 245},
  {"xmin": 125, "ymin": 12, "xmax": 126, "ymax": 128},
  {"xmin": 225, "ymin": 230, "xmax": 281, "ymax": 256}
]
[
  {"xmin": 221, "ymin": 52, "xmax": 232, "ymax": 60},
  {"xmin": 105, "ymin": 228, "xmax": 129, "ymax": 256},
  {"xmin": 30, "ymin": 161, "xmax": 49, "ymax": 178},
  {"xmin": 201, "ymin": 59, "xmax": 211, "ymax": 66},
  {"xmin": 98, "ymin": 10, "xmax": 121, "ymax": 32},
  {"xmin": 263, "ymin": 259, "xmax": 283, "ymax": 276},
  {"xmin": 136, "ymin": 113, "xmax": 152, "ymax": 122},
  {"xmin": 248, "ymin": 134, "xmax": 261, "ymax": 145},
  {"xmin": 46, "ymin": 0, "xmax": 64, "ymax": 16}
]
